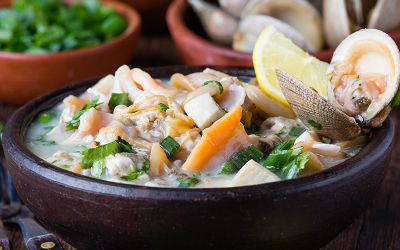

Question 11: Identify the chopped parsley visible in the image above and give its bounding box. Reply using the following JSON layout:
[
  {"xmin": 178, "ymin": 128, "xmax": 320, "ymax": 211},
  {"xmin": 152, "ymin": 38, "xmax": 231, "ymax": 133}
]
[
  {"xmin": 177, "ymin": 177, "xmax": 200, "ymax": 188},
  {"xmin": 65, "ymin": 95, "xmax": 103, "ymax": 131},
  {"xmin": 61, "ymin": 165, "xmax": 71, "ymax": 168},
  {"xmin": 308, "ymin": 120, "xmax": 322, "ymax": 130},
  {"xmin": 193, "ymin": 172, "xmax": 201, "ymax": 177},
  {"xmin": 0, "ymin": 121, "xmax": 4, "ymax": 134},
  {"xmin": 357, "ymin": 148, "xmax": 363, "ymax": 153},
  {"xmin": 156, "ymin": 103, "xmax": 169, "ymax": 112},
  {"xmin": 351, "ymin": 75, "xmax": 360, "ymax": 86},
  {"xmin": 288, "ymin": 127, "xmax": 306, "ymax": 137},
  {"xmin": 222, "ymin": 109, "xmax": 228, "ymax": 113},
  {"xmin": 121, "ymin": 159, "xmax": 150, "ymax": 181},
  {"xmin": 219, "ymin": 145, "xmax": 264, "ymax": 174},
  {"xmin": 35, "ymin": 126, "xmax": 56, "ymax": 145},
  {"xmin": 159, "ymin": 136, "xmax": 180, "ymax": 159}
]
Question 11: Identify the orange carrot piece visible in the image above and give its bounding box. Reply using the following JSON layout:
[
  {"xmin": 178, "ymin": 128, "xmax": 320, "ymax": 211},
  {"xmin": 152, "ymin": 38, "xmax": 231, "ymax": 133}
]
[{"xmin": 182, "ymin": 106, "xmax": 242, "ymax": 172}]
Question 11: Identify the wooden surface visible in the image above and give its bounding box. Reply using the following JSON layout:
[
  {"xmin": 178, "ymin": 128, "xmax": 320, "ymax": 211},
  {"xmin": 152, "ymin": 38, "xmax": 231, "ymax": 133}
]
[{"xmin": 0, "ymin": 31, "xmax": 399, "ymax": 250}]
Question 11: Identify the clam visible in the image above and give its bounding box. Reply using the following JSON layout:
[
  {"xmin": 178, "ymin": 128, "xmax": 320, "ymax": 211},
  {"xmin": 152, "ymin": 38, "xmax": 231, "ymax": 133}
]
[
  {"xmin": 233, "ymin": 15, "xmax": 316, "ymax": 53},
  {"xmin": 218, "ymin": 0, "xmax": 251, "ymax": 17},
  {"xmin": 276, "ymin": 29, "xmax": 400, "ymax": 140},
  {"xmin": 188, "ymin": 0, "xmax": 239, "ymax": 45},
  {"xmin": 323, "ymin": 0, "xmax": 400, "ymax": 48},
  {"xmin": 241, "ymin": 0, "xmax": 324, "ymax": 51}
]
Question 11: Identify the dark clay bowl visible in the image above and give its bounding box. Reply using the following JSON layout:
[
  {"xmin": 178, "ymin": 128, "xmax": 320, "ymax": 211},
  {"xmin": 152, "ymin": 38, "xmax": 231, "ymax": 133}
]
[
  {"xmin": 3, "ymin": 66, "xmax": 394, "ymax": 250},
  {"xmin": 166, "ymin": 0, "xmax": 400, "ymax": 65}
]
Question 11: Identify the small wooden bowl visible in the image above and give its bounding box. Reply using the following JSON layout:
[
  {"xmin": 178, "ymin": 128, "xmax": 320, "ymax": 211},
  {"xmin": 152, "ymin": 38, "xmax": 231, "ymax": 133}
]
[
  {"xmin": 166, "ymin": 0, "xmax": 400, "ymax": 65},
  {"xmin": 3, "ymin": 65, "xmax": 394, "ymax": 250},
  {"xmin": 0, "ymin": 0, "xmax": 141, "ymax": 106}
]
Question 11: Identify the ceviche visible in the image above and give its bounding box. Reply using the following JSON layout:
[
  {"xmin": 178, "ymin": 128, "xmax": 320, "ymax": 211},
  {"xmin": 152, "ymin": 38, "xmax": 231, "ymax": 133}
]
[{"xmin": 24, "ymin": 28, "xmax": 400, "ymax": 188}]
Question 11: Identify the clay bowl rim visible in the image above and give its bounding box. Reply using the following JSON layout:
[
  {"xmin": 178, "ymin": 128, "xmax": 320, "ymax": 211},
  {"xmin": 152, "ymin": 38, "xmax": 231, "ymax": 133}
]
[
  {"xmin": 0, "ymin": 0, "xmax": 141, "ymax": 60},
  {"xmin": 3, "ymin": 65, "xmax": 394, "ymax": 198},
  {"xmin": 166, "ymin": 0, "xmax": 400, "ymax": 63}
]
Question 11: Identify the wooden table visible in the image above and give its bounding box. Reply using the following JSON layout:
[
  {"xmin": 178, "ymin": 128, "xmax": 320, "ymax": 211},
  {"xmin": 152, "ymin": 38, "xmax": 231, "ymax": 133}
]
[{"xmin": 0, "ymin": 31, "xmax": 399, "ymax": 250}]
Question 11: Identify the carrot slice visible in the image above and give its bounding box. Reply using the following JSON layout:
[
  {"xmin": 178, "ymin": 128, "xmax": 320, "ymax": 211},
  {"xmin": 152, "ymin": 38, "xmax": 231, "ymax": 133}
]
[{"xmin": 182, "ymin": 106, "xmax": 242, "ymax": 172}]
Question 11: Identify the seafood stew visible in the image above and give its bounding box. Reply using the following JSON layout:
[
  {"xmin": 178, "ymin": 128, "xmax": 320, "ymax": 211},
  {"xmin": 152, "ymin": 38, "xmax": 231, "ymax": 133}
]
[{"xmin": 24, "ymin": 29, "xmax": 399, "ymax": 188}]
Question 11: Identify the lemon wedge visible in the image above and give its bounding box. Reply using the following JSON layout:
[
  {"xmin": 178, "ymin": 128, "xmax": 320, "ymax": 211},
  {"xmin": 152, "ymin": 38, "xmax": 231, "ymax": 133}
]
[{"xmin": 253, "ymin": 25, "xmax": 329, "ymax": 108}]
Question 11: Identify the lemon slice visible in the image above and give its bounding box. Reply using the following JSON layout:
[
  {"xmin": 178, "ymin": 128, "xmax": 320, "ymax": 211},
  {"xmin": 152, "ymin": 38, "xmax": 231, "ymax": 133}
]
[{"xmin": 253, "ymin": 25, "xmax": 329, "ymax": 108}]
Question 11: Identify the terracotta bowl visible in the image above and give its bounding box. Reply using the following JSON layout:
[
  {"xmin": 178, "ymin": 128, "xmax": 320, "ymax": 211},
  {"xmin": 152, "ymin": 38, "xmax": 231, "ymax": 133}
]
[
  {"xmin": 3, "ymin": 66, "xmax": 394, "ymax": 250},
  {"xmin": 166, "ymin": 0, "xmax": 400, "ymax": 65},
  {"xmin": 117, "ymin": 0, "xmax": 173, "ymax": 30},
  {"xmin": 0, "ymin": 0, "xmax": 141, "ymax": 106}
]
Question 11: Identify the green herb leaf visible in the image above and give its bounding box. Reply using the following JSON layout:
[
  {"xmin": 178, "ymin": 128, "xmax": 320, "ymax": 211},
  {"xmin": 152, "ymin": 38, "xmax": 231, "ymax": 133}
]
[
  {"xmin": 120, "ymin": 159, "xmax": 150, "ymax": 181},
  {"xmin": 202, "ymin": 80, "xmax": 224, "ymax": 94},
  {"xmin": 0, "ymin": 121, "xmax": 3, "ymax": 134},
  {"xmin": 280, "ymin": 152, "xmax": 310, "ymax": 179},
  {"xmin": 274, "ymin": 126, "xmax": 286, "ymax": 136},
  {"xmin": 219, "ymin": 145, "xmax": 264, "ymax": 174},
  {"xmin": 61, "ymin": 164, "xmax": 71, "ymax": 168},
  {"xmin": 51, "ymin": 160, "xmax": 57, "ymax": 164},
  {"xmin": 357, "ymin": 147, "xmax": 363, "ymax": 153},
  {"xmin": 392, "ymin": 88, "xmax": 400, "ymax": 108},
  {"xmin": 177, "ymin": 177, "xmax": 200, "ymax": 188},
  {"xmin": 79, "ymin": 140, "xmax": 121, "ymax": 170},
  {"xmin": 193, "ymin": 172, "xmax": 201, "ymax": 177},
  {"xmin": 222, "ymin": 109, "xmax": 228, "ymax": 113},
  {"xmin": 117, "ymin": 137, "xmax": 136, "ymax": 153},
  {"xmin": 65, "ymin": 95, "xmax": 103, "ymax": 131},
  {"xmin": 156, "ymin": 103, "xmax": 169, "ymax": 112},
  {"xmin": 38, "ymin": 112, "xmax": 54, "ymax": 123},
  {"xmin": 308, "ymin": 120, "xmax": 322, "ymax": 130},
  {"xmin": 108, "ymin": 93, "xmax": 131, "ymax": 111},
  {"xmin": 351, "ymin": 75, "xmax": 360, "ymax": 86},
  {"xmin": 121, "ymin": 170, "xmax": 146, "ymax": 181},
  {"xmin": 288, "ymin": 127, "xmax": 306, "ymax": 137},
  {"xmin": 159, "ymin": 136, "xmax": 180, "ymax": 159}
]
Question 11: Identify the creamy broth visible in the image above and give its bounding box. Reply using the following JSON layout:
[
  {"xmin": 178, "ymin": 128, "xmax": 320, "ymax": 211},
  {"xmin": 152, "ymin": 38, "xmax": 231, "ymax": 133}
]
[{"xmin": 24, "ymin": 67, "xmax": 367, "ymax": 188}]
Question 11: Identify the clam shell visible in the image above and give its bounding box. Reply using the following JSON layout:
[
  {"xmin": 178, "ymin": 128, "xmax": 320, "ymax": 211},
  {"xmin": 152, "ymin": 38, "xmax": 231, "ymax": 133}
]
[
  {"xmin": 233, "ymin": 15, "xmax": 316, "ymax": 53},
  {"xmin": 276, "ymin": 68, "xmax": 361, "ymax": 141},
  {"xmin": 367, "ymin": 0, "xmax": 400, "ymax": 32},
  {"xmin": 188, "ymin": 0, "xmax": 238, "ymax": 45},
  {"xmin": 218, "ymin": 0, "xmax": 251, "ymax": 17},
  {"xmin": 241, "ymin": 0, "xmax": 324, "ymax": 51},
  {"xmin": 327, "ymin": 29, "xmax": 400, "ymax": 127},
  {"xmin": 323, "ymin": 0, "xmax": 351, "ymax": 48}
]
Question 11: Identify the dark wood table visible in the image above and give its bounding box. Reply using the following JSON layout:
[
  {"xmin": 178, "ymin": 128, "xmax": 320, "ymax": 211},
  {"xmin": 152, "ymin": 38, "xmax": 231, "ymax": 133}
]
[{"xmin": 0, "ymin": 31, "xmax": 399, "ymax": 250}]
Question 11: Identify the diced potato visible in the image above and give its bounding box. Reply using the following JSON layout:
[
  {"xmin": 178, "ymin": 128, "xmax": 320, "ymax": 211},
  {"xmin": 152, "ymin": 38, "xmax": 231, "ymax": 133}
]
[
  {"xmin": 231, "ymin": 160, "xmax": 281, "ymax": 187},
  {"xmin": 184, "ymin": 93, "xmax": 224, "ymax": 130},
  {"xmin": 295, "ymin": 130, "xmax": 321, "ymax": 144}
]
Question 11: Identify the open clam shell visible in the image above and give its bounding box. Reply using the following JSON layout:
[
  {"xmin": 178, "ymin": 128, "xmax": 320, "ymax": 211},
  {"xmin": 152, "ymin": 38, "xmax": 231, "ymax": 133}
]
[
  {"xmin": 327, "ymin": 29, "xmax": 400, "ymax": 128},
  {"xmin": 276, "ymin": 68, "xmax": 361, "ymax": 141},
  {"xmin": 323, "ymin": 0, "xmax": 352, "ymax": 48},
  {"xmin": 241, "ymin": 0, "xmax": 324, "ymax": 51},
  {"xmin": 188, "ymin": 0, "xmax": 239, "ymax": 45},
  {"xmin": 218, "ymin": 0, "xmax": 251, "ymax": 18},
  {"xmin": 233, "ymin": 15, "xmax": 316, "ymax": 53},
  {"xmin": 367, "ymin": 0, "xmax": 400, "ymax": 32}
]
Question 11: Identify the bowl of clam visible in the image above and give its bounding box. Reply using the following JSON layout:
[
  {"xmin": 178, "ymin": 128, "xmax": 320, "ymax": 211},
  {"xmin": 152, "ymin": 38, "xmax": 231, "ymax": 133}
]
[{"xmin": 167, "ymin": 0, "xmax": 400, "ymax": 65}]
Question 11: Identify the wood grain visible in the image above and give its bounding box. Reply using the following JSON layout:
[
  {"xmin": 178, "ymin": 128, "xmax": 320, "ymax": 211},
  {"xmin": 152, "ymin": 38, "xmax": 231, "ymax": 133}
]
[{"xmin": 0, "ymin": 32, "xmax": 399, "ymax": 250}]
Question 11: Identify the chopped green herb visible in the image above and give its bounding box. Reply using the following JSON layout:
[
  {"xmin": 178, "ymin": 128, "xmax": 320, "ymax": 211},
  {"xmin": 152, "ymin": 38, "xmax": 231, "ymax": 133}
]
[
  {"xmin": 308, "ymin": 120, "xmax": 322, "ymax": 130},
  {"xmin": 35, "ymin": 126, "xmax": 56, "ymax": 145},
  {"xmin": 219, "ymin": 145, "xmax": 264, "ymax": 174},
  {"xmin": 156, "ymin": 103, "xmax": 169, "ymax": 112},
  {"xmin": 79, "ymin": 141, "xmax": 121, "ymax": 178},
  {"xmin": 51, "ymin": 160, "xmax": 57, "ymax": 164},
  {"xmin": 38, "ymin": 112, "xmax": 54, "ymax": 123},
  {"xmin": 117, "ymin": 137, "xmax": 136, "ymax": 153},
  {"xmin": 206, "ymin": 173, "xmax": 211, "ymax": 176},
  {"xmin": 159, "ymin": 136, "xmax": 180, "ymax": 159},
  {"xmin": 0, "ymin": 121, "xmax": 3, "ymax": 134},
  {"xmin": 177, "ymin": 177, "xmax": 200, "ymax": 188},
  {"xmin": 392, "ymin": 88, "xmax": 400, "ymax": 107},
  {"xmin": 357, "ymin": 148, "xmax": 363, "ymax": 153},
  {"xmin": 274, "ymin": 126, "xmax": 286, "ymax": 136},
  {"xmin": 202, "ymin": 80, "xmax": 224, "ymax": 94},
  {"xmin": 288, "ymin": 127, "xmax": 306, "ymax": 137},
  {"xmin": 193, "ymin": 172, "xmax": 201, "ymax": 177},
  {"xmin": 222, "ymin": 109, "xmax": 228, "ymax": 113},
  {"xmin": 351, "ymin": 75, "xmax": 360, "ymax": 86},
  {"xmin": 0, "ymin": 0, "xmax": 128, "ymax": 53},
  {"xmin": 255, "ymin": 134, "xmax": 261, "ymax": 137},
  {"xmin": 65, "ymin": 95, "xmax": 103, "ymax": 131},
  {"xmin": 121, "ymin": 159, "xmax": 150, "ymax": 181},
  {"xmin": 280, "ymin": 152, "xmax": 310, "ymax": 179},
  {"xmin": 61, "ymin": 164, "xmax": 71, "ymax": 168},
  {"xmin": 108, "ymin": 93, "xmax": 131, "ymax": 111}
]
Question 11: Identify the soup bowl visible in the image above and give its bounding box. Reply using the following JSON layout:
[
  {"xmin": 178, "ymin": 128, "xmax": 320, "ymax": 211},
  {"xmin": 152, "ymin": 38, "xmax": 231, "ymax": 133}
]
[{"xmin": 2, "ymin": 66, "xmax": 394, "ymax": 250}]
